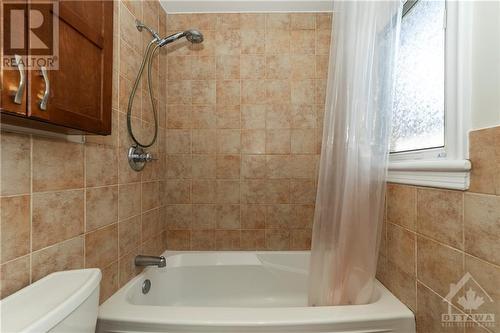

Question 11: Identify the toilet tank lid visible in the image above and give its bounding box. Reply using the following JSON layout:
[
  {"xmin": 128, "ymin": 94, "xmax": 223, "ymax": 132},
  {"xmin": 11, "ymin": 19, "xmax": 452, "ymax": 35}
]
[{"xmin": 0, "ymin": 268, "xmax": 102, "ymax": 333}]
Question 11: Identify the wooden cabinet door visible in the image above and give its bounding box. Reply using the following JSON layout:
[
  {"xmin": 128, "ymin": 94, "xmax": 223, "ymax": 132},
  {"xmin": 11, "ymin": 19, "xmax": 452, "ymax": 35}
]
[
  {"xmin": 1, "ymin": 2, "xmax": 28, "ymax": 116},
  {"xmin": 29, "ymin": 0, "xmax": 113, "ymax": 134}
]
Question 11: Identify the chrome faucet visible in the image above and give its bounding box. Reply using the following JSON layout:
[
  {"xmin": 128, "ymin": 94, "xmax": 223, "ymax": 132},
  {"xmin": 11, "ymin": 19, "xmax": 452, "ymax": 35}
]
[{"xmin": 135, "ymin": 255, "xmax": 166, "ymax": 268}]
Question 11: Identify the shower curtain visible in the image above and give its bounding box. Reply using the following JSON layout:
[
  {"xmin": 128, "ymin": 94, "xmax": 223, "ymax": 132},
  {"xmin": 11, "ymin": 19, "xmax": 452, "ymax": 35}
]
[{"xmin": 309, "ymin": 1, "xmax": 402, "ymax": 306}]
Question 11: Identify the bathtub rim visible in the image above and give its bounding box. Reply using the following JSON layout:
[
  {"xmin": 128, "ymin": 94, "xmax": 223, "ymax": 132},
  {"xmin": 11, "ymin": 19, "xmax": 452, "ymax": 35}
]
[{"xmin": 98, "ymin": 250, "xmax": 414, "ymax": 329}]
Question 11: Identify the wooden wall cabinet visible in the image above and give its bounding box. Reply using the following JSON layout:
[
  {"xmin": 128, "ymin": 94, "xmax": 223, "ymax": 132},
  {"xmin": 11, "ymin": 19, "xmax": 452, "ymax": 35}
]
[{"xmin": 0, "ymin": 0, "xmax": 113, "ymax": 135}]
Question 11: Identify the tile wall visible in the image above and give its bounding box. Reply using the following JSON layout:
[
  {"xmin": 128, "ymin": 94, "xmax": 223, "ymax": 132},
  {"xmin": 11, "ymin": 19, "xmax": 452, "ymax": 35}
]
[
  {"xmin": 163, "ymin": 12, "xmax": 332, "ymax": 251},
  {"xmin": 0, "ymin": 0, "xmax": 168, "ymax": 302},
  {"xmin": 378, "ymin": 126, "xmax": 500, "ymax": 333}
]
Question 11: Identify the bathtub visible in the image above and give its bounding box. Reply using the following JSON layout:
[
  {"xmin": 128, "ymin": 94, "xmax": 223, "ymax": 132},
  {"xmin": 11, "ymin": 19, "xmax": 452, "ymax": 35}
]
[{"xmin": 97, "ymin": 251, "xmax": 415, "ymax": 333}]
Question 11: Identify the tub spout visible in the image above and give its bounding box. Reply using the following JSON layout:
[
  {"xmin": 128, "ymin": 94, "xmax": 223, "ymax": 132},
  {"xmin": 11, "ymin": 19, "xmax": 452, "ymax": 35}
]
[{"xmin": 135, "ymin": 255, "xmax": 166, "ymax": 268}]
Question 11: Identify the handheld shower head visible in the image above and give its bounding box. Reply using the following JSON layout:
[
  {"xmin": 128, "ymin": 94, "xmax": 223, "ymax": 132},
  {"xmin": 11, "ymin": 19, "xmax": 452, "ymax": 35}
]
[
  {"xmin": 185, "ymin": 29, "xmax": 204, "ymax": 44},
  {"xmin": 156, "ymin": 29, "xmax": 204, "ymax": 47}
]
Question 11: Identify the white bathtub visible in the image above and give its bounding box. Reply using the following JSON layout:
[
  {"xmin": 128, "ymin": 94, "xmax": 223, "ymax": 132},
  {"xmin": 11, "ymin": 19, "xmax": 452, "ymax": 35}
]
[{"xmin": 97, "ymin": 251, "xmax": 415, "ymax": 333}]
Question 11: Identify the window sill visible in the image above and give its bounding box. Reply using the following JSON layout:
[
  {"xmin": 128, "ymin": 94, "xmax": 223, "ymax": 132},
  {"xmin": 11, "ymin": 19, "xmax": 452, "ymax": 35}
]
[{"xmin": 387, "ymin": 160, "xmax": 471, "ymax": 190}]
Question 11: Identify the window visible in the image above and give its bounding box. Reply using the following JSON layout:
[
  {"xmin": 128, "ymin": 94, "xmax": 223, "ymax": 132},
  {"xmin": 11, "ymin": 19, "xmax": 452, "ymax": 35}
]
[
  {"xmin": 387, "ymin": 0, "xmax": 472, "ymax": 190},
  {"xmin": 391, "ymin": 0, "xmax": 446, "ymax": 154}
]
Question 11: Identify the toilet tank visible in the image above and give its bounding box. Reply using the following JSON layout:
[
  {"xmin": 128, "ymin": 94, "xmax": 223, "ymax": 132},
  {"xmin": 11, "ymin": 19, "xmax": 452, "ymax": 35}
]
[{"xmin": 1, "ymin": 269, "xmax": 101, "ymax": 333}]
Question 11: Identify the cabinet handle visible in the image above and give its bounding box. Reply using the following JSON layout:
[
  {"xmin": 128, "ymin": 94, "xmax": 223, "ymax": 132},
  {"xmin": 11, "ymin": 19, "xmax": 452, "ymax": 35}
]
[
  {"xmin": 12, "ymin": 55, "xmax": 26, "ymax": 105},
  {"xmin": 39, "ymin": 66, "xmax": 50, "ymax": 110}
]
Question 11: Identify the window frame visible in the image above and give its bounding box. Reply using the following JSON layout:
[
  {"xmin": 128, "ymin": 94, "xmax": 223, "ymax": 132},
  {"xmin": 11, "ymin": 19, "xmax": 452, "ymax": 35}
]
[{"xmin": 387, "ymin": 1, "xmax": 472, "ymax": 190}]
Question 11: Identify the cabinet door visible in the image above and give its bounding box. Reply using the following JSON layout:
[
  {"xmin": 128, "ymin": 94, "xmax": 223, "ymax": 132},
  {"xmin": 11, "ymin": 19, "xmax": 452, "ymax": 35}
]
[
  {"xmin": 29, "ymin": 0, "xmax": 113, "ymax": 134},
  {"xmin": 1, "ymin": 2, "xmax": 28, "ymax": 116}
]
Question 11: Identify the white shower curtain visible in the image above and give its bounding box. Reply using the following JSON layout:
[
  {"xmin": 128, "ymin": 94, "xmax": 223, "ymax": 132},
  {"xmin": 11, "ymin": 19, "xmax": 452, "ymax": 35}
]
[{"xmin": 309, "ymin": 1, "xmax": 402, "ymax": 306}]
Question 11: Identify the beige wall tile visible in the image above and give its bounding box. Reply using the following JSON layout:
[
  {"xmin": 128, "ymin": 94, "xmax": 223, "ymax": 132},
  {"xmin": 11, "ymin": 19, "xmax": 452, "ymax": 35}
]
[
  {"xmin": 33, "ymin": 138, "xmax": 84, "ymax": 192},
  {"xmin": 86, "ymin": 186, "xmax": 118, "ymax": 232},
  {"xmin": 216, "ymin": 155, "xmax": 240, "ymax": 179},
  {"xmin": 215, "ymin": 230, "xmax": 241, "ymax": 250},
  {"xmin": 387, "ymin": 223, "xmax": 416, "ymax": 276},
  {"xmin": 216, "ymin": 55, "xmax": 240, "ymax": 80},
  {"xmin": 192, "ymin": 180, "xmax": 216, "ymax": 204},
  {"xmin": 290, "ymin": 205, "xmax": 315, "ymax": 228},
  {"xmin": 166, "ymin": 205, "xmax": 192, "ymax": 230},
  {"xmin": 241, "ymin": 229, "xmax": 266, "ymax": 250},
  {"xmin": 164, "ymin": 11, "xmax": 332, "ymax": 255},
  {"xmin": 166, "ymin": 230, "xmax": 191, "ymax": 250},
  {"xmin": 266, "ymin": 205, "xmax": 290, "ymax": 229},
  {"xmin": 85, "ymin": 224, "xmax": 118, "ymax": 270},
  {"xmin": 469, "ymin": 127, "xmax": 500, "ymax": 195},
  {"xmin": 240, "ymin": 55, "xmax": 265, "ymax": 79},
  {"xmin": 217, "ymin": 130, "xmax": 241, "ymax": 153},
  {"xmin": 192, "ymin": 155, "xmax": 216, "ymax": 178},
  {"xmin": 416, "ymin": 282, "xmax": 464, "ymax": 333},
  {"xmin": 0, "ymin": 132, "xmax": 30, "ymax": 196},
  {"xmin": 0, "ymin": 0, "xmax": 168, "ymax": 301},
  {"xmin": 465, "ymin": 255, "xmax": 500, "ymax": 326},
  {"xmin": 119, "ymin": 216, "xmax": 141, "ymax": 256},
  {"xmin": 216, "ymin": 180, "xmax": 240, "ymax": 204},
  {"xmin": 417, "ymin": 188, "xmax": 464, "ymax": 249},
  {"xmin": 118, "ymin": 183, "xmax": 141, "ymax": 220},
  {"xmin": 166, "ymin": 155, "xmax": 192, "ymax": 179},
  {"xmin": 242, "ymin": 155, "xmax": 267, "ymax": 179},
  {"xmin": 386, "ymin": 184, "xmax": 416, "ymax": 230},
  {"xmin": 100, "ymin": 261, "xmax": 119, "ymax": 303},
  {"xmin": 32, "ymin": 190, "xmax": 84, "ymax": 251},
  {"xmin": 464, "ymin": 193, "xmax": 500, "ymax": 265},
  {"xmin": 0, "ymin": 255, "xmax": 30, "ymax": 298},
  {"xmin": 216, "ymin": 205, "xmax": 240, "ymax": 230},
  {"xmin": 192, "ymin": 129, "xmax": 216, "ymax": 153},
  {"xmin": 241, "ymin": 105, "xmax": 266, "ymax": 129},
  {"xmin": 290, "ymin": 229, "xmax": 312, "ymax": 250},
  {"xmin": 191, "ymin": 106, "xmax": 217, "ymax": 130},
  {"xmin": 31, "ymin": 236, "xmax": 84, "ymax": 282},
  {"xmin": 241, "ymin": 80, "xmax": 266, "ymax": 104},
  {"xmin": 241, "ymin": 130, "xmax": 266, "ymax": 154},
  {"xmin": 385, "ymin": 261, "xmax": 417, "ymax": 312},
  {"xmin": 166, "ymin": 180, "xmax": 191, "ymax": 204},
  {"xmin": 291, "ymin": 30, "xmax": 316, "ymax": 55},
  {"xmin": 316, "ymin": 13, "xmax": 332, "ymax": 30},
  {"xmin": 85, "ymin": 144, "xmax": 118, "ymax": 187},
  {"xmin": 266, "ymin": 13, "xmax": 290, "ymax": 30},
  {"xmin": 191, "ymin": 230, "xmax": 215, "ymax": 250},
  {"xmin": 191, "ymin": 80, "xmax": 216, "ymax": 105},
  {"xmin": 241, "ymin": 205, "xmax": 266, "ymax": 229},
  {"xmin": 291, "ymin": 14, "xmax": 316, "ymax": 30},
  {"xmin": 266, "ymin": 130, "xmax": 291, "ymax": 154},
  {"xmin": 290, "ymin": 180, "xmax": 316, "ymax": 204},
  {"xmin": 167, "ymin": 105, "xmax": 192, "ymax": 129},
  {"xmin": 1, "ymin": 195, "xmax": 30, "ymax": 263},
  {"xmin": 291, "ymin": 129, "xmax": 316, "ymax": 154},
  {"xmin": 240, "ymin": 14, "xmax": 265, "ymax": 30},
  {"xmin": 142, "ymin": 181, "xmax": 160, "ymax": 211},
  {"xmin": 216, "ymin": 105, "xmax": 241, "ymax": 129},
  {"xmin": 118, "ymin": 247, "xmax": 141, "ymax": 287},
  {"xmin": 142, "ymin": 208, "xmax": 161, "ymax": 242},
  {"xmin": 266, "ymin": 229, "xmax": 290, "ymax": 250},
  {"xmin": 241, "ymin": 30, "xmax": 265, "ymax": 54},
  {"xmin": 417, "ymin": 236, "xmax": 464, "ymax": 298}
]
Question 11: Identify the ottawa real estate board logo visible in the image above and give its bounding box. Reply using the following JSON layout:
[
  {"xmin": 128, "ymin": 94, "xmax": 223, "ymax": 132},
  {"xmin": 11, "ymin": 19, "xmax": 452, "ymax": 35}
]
[
  {"xmin": 2, "ymin": 0, "xmax": 59, "ymax": 70},
  {"xmin": 442, "ymin": 272, "xmax": 495, "ymax": 329}
]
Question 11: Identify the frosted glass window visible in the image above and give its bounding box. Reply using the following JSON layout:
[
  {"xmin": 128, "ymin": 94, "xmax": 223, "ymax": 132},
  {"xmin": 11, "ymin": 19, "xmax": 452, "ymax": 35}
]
[{"xmin": 390, "ymin": 0, "xmax": 445, "ymax": 153}]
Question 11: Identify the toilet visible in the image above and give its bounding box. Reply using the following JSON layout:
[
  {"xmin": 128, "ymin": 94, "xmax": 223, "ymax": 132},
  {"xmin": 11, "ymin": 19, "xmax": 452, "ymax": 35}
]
[{"xmin": 1, "ymin": 269, "xmax": 101, "ymax": 333}]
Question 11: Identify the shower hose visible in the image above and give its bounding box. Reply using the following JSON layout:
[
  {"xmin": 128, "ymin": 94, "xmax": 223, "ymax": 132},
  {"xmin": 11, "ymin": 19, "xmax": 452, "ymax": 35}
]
[{"xmin": 126, "ymin": 39, "xmax": 160, "ymax": 148}]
